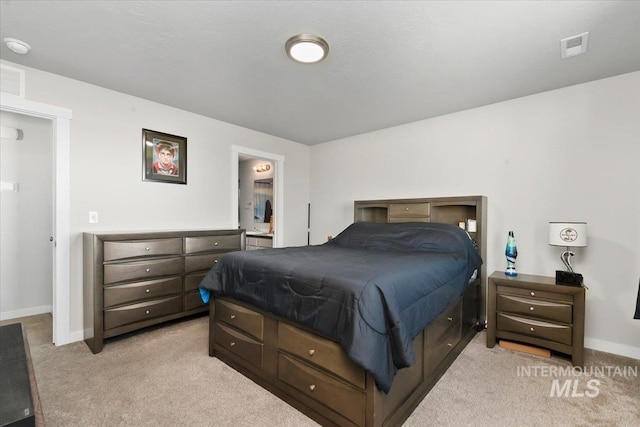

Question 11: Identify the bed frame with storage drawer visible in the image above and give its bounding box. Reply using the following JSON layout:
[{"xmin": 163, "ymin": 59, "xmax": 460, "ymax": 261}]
[
  {"xmin": 209, "ymin": 196, "xmax": 487, "ymax": 426},
  {"xmin": 83, "ymin": 229, "xmax": 245, "ymax": 354}
]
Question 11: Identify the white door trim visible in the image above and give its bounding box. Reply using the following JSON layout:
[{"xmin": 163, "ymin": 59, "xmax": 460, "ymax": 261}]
[
  {"xmin": 231, "ymin": 145, "xmax": 284, "ymax": 248},
  {"xmin": 1, "ymin": 93, "xmax": 72, "ymax": 345}
]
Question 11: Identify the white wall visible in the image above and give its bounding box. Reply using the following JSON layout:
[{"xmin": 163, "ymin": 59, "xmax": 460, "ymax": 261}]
[
  {"xmin": 310, "ymin": 71, "xmax": 640, "ymax": 359},
  {"xmin": 2, "ymin": 60, "xmax": 310, "ymax": 339},
  {"xmin": 0, "ymin": 112, "xmax": 53, "ymax": 319}
]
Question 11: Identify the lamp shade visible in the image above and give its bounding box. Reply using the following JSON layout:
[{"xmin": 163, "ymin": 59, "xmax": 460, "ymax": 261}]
[{"xmin": 549, "ymin": 222, "xmax": 587, "ymax": 247}]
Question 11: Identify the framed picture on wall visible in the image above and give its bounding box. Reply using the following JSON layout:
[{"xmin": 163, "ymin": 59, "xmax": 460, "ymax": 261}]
[{"xmin": 142, "ymin": 128, "xmax": 187, "ymax": 184}]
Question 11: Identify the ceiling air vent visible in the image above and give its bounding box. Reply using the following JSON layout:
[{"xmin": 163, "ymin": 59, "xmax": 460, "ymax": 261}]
[
  {"xmin": 0, "ymin": 63, "xmax": 25, "ymax": 97},
  {"xmin": 561, "ymin": 32, "xmax": 589, "ymax": 59}
]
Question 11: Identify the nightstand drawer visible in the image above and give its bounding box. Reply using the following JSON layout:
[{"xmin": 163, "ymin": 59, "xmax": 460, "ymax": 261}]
[
  {"xmin": 497, "ymin": 313, "xmax": 572, "ymax": 345},
  {"xmin": 497, "ymin": 285, "xmax": 573, "ymax": 303},
  {"xmin": 497, "ymin": 294, "xmax": 572, "ymax": 323}
]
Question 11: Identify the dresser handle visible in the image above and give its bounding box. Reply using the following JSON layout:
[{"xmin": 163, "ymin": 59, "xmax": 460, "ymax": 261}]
[
  {"xmin": 529, "ymin": 306, "xmax": 534, "ymax": 311},
  {"xmin": 146, "ymin": 268, "xmax": 150, "ymax": 273},
  {"xmin": 145, "ymin": 310, "xmax": 150, "ymax": 315},
  {"xmin": 405, "ymin": 207, "xmax": 410, "ymax": 211},
  {"xmin": 230, "ymin": 342, "xmax": 236, "ymax": 347},
  {"xmin": 146, "ymin": 289, "xmax": 150, "ymax": 293},
  {"xmin": 530, "ymin": 327, "xmax": 534, "ymax": 332},
  {"xmin": 447, "ymin": 343, "xmax": 453, "ymax": 347},
  {"xmin": 214, "ymin": 242, "xmax": 219, "ymax": 246},
  {"xmin": 230, "ymin": 315, "xmax": 236, "ymax": 320},
  {"xmin": 530, "ymin": 291, "xmax": 535, "ymax": 297},
  {"xmin": 145, "ymin": 247, "xmax": 150, "ymax": 252},
  {"xmin": 309, "ymin": 384, "xmax": 316, "ymax": 391},
  {"xmin": 309, "ymin": 349, "xmax": 315, "ymax": 356},
  {"xmin": 447, "ymin": 317, "xmax": 453, "ymax": 322},
  {"xmin": 214, "ymin": 260, "xmax": 218, "ymax": 264}
]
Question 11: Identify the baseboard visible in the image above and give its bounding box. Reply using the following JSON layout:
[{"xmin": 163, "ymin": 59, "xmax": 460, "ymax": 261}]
[
  {"xmin": 0, "ymin": 305, "xmax": 52, "ymax": 321},
  {"xmin": 585, "ymin": 337, "xmax": 640, "ymax": 361}
]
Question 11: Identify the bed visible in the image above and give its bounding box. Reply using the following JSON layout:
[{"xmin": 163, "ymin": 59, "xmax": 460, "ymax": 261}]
[{"xmin": 200, "ymin": 196, "xmax": 487, "ymax": 426}]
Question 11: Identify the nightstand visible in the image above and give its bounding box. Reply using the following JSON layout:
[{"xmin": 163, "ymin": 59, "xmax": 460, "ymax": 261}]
[{"xmin": 486, "ymin": 271, "xmax": 585, "ymax": 366}]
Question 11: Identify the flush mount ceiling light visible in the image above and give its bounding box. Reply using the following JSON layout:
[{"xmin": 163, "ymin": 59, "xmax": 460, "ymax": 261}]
[
  {"xmin": 285, "ymin": 34, "xmax": 329, "ymax": 64},
  {"xmin": 4, "ymin": 38, "xmax": 31, "ymax": 55}
]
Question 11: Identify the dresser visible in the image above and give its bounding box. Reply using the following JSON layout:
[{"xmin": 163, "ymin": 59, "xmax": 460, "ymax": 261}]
[
  {"xmin": 486, "ymin": 271, "xmax": 585, "ymax": 365},
  {"xmin": 83, "ymin": 229, "xmax": 244, "ymax": 354}
]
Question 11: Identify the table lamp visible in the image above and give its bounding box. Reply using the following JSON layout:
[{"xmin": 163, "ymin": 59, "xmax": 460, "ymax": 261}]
[{"xmin": 549, "ymin": 221, "xmax": 587, "ymax": 286}]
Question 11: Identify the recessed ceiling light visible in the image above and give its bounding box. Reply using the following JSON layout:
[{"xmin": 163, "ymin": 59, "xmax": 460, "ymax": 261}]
[
  {"xmin": 4, "ymin": 38, "xmax": 31, "ymax": 55},
  {"xmin": 285, "ymin": 34, "xmax": 329, "ymax": 64}
]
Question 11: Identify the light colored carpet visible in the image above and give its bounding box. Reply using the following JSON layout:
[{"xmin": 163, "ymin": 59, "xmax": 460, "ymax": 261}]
[{"xmin": 3, "ymin": 314, "xmax": 638, "ymax": 426}]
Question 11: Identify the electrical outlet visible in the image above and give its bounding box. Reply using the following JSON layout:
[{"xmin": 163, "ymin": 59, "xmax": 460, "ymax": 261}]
[{"xmin": 89, "ymin": 211, "xmax": 98, "ymax": 224}]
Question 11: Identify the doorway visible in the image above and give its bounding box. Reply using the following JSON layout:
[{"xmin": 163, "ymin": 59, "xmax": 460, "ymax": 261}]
[
  {"xmin": 1, "ymin": 94, "xmax": 72, "ymax": 345},
  {"xmin": 1, "ymin": 113, "xmax": 53, "ymax": 321},
  {"xmin": 231, "ymin": 146, "xmax": 284, "ymax": 247}
]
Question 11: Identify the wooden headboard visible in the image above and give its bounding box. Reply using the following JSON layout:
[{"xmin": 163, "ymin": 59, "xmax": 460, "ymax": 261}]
[{"xmin": 354, "ymin": 195, "xmax": 488, "ymax": 326}]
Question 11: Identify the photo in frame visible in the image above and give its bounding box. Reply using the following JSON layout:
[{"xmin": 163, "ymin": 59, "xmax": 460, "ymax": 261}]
[{"xmin": 142, "ymin": 128, "xmax": 187, "ymax": 184}]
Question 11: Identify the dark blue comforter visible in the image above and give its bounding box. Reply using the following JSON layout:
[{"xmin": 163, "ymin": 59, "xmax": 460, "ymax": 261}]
[{"xmin": 199, "ymin": 222, "xmax": 482, "ymax": 392}]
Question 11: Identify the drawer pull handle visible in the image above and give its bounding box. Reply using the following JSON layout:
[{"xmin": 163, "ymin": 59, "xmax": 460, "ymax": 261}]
[
  {"xmin": 145, "ymin": 310, "xmax": 150, "ymax": 315},
  {"xmin": 230, "ymin": 342, "xmax": 236, "ymax": 347},
  {"xmin": 405, "ymin": 207, "xmax": 410, "ymax": 211},
  {"xmin": 309, "ymin": 384, "xmax": 316, "ymax": 391},
  {"xmin": 447, "ymin": 317, "xmax": 453, "ymax": 322},
  {"xmin": 214, "ymin": 260, "xmax": 218, "ymax": 264},
  {"xmin": 214, "ymin": 242, "xmax": 219, "ymax": 246},
  {"xmin": 146, "ymin": 289, "xmax": 150, "ymax": 293},
  {"xmin": 309, "ymin": 349, "xmax": 315, "ymax": 356},
  {"xmin": 530, "ymin": 292, "xmax": 535, "ymax": 297},
  {"xmin": 447, "ymin": 343, "xmax": 453, "ymax": 347},
  {"xmin": 529, "ymin": 306, "xmax": 534, "ymax": 311},
  {"xmin": 146, "ymin": 268, "xmax": 150, "ymax": 273},
  {"xmin": 230, "ymin": 315, "xmax": 236, "ymax": 320},
  {"xmin": 530, "ymin": 327, "xmax": 534, "ymax": 332},
  {"xmin": 145, "ymin": 247, "xmax": 150, "ymax": 252}
]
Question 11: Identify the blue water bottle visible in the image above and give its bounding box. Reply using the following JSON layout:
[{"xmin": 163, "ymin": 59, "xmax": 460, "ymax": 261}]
[{"xmin": 505, "ymin": 231, "xmax": 518, "ymax": 276}]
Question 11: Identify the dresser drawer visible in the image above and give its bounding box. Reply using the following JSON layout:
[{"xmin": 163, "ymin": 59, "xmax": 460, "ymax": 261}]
[
  {"xmin": 389, "ymin": 203, "xmax": 430, "ymax": 218},
  {"xmin": 103, "ymin": 296, "xmax": 182, "ymax": 330},
  {"xmin": 184, "ymin": 291, "xmax": 207, "ymax": 311},
  {"xmin": 278, "ymin": 354, "xmax": 365, "ymax": 426},
  {"xmin": 497, "ymin": 294, "xmax": 572, "ymax": 324},
  {"xmin": 497, "ymin": 285, "xmax": 573, "ymax": 303},
  {"xmin": 278, "ymin": 323, "xmax": 365, "ymax": 389},
  {"xmin": 184, "ymin": 273, "xmax": 206, "ymax": 292},
  {"xmin": 184, "ymin": 235, "xmax": 241, "ymax": 254},
  {"xmin": 215, "ymin": 299, "xmax": 264, "ymax": 341},
  {"xmin": 427, "ymin": 299, "xmax": 461, "ymax": 344},
  {"xmin": 103, "ymin": 238, "xmax": 182, "ymax": 262},
  {"xmin": 497, "ymin": 313, "xmax": 572, "ymax": 345},
  {"xmin": 185, "ymin": 253, "xmax": 221, "ymax": 273},
  {"xmin": 103, "ymin": 276, "xmax": 182, "ymax": 308},
  {"xmin": 214, "ymin": 322, "xmax": 263, "ymax": 369},
  {"xmin": 103, "ymin": 257, "xmax": 183, "ymax": 285}
]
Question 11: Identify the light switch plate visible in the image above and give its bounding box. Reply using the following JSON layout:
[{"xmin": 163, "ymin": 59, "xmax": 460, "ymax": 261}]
[{"xmin": 89, "ymin": 211, "xmax": 98, "ymax": 224}]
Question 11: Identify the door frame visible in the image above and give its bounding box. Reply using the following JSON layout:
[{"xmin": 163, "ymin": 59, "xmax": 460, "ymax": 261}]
[
  {"xmin": 1, "ymin": 93, "xmax": 72, "ymax": 345},
  {"xmin": 231, "ymin": 145, "xmax": 284, "ymax": 247}
]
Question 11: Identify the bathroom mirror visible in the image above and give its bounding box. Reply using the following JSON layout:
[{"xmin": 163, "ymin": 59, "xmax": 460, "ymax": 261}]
[{"xmin": 254, "ymin": 178, "xmax": 273, "ymax": 223}]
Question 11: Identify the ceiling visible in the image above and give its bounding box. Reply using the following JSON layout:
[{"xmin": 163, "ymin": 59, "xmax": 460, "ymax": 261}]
[{"xmin": 1, "ymin": 1, "xmax": 639, "ymax": 145}]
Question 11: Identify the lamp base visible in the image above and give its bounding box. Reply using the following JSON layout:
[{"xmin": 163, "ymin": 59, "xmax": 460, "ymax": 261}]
[{"xmin": 555, "ymin": 270, "xmax": 583, "ymax": 286}]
